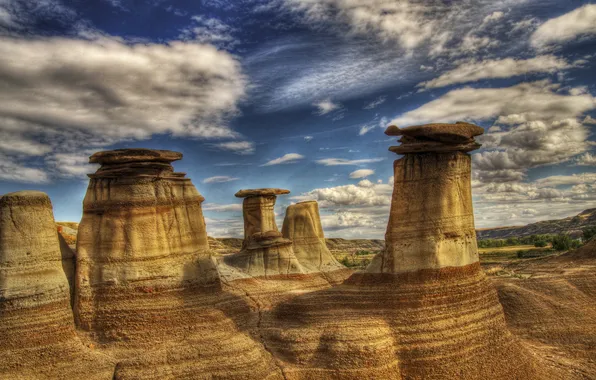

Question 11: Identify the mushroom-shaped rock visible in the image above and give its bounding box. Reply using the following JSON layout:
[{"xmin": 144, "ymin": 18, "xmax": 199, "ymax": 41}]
[
  {"xmin": 224, "ymin": 188, "xmax": 305, "ymax": 277},
  {"xmin": 0, "ymin": 191, "xmax": 114, "ymax": 379},
  {"xmin": 386, "ymin": 122, "xmax": 484, "ymax": 154},
  {"xmin": 281, "ymin": 201, "xmax": 344, "ymax": 273}
]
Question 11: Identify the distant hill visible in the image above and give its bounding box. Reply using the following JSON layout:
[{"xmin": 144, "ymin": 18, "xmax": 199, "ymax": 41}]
[{"xmin": 476, "ymin": 208, "xmax": 596, "ymax": 240}]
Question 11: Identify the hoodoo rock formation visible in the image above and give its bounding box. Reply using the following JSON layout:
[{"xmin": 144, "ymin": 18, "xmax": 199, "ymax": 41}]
[
  {"xmin": 369, "ymin": 121, "xmax": 484, "ymax": 273},
  {"xmin": 0, "ymin": 191, "xmax": 114, "ymax": 379},
  {"xmin": 74, "ymin": 150, "xmax": 280, "ymax": 379},
  {"xmin": 224, "ymin": 188, "xmax": 305, "ymax": 277},
  {"xmin": 74, "ymin": 149, "xmax": 219, "ymax": 329},
  {"xmin": 282, "ymin": 201, "xmax": 344, "ymax": 273},
  {"xmin": 261, "ymin": 122, "xmax": 544, "ymax": 379}
]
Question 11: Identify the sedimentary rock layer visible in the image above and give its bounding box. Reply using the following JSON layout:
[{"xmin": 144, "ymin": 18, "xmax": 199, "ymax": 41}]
[
  {"xmin": 282, "ymin": 201, "xmax": 344, "ymax": 273},
  {"xmin": 262, "ymin": 263, "xmax": 540, "ymax": 379},
  {"xmin": 224, "ymin": 188, "xmax": 304, "ymax": 277},
  {"xmin": 0, "ymin": 191, "xmax": 114, "ymax": 379},
  {"xmin": 368, "ymin": 152, "xmax": 479, "ymax": 273},
  {"xmin": 74, "ymin": 149, "xmax": 280, "ymax": 379}
]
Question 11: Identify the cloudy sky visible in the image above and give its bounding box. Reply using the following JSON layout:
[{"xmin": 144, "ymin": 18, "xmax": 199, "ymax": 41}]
[{"xmin": 0, "ymin": 0, "xmax": 595, "ymax": 238}]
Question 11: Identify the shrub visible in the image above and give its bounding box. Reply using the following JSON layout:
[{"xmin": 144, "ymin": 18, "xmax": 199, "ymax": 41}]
[
  {"xmin": 583, "ymin": 227, "xmax": 596, "ymax": 242},
  {"xmin": 551, "ymin": 234, "xmax": 573, "ymax": 251},
  {"xmin": 534, "ymin": 240, "xmax": 548, "ymax": 248}
]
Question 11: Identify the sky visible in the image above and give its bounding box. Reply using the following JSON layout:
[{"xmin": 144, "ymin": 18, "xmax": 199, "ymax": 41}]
[{"xmin": 0, "ymin": 0, "xmax": 595, "ymax": 238}]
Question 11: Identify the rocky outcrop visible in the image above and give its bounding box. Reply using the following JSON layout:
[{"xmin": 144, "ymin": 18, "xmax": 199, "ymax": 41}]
[
  {"xmin": 74, "ymin": 149, "xmax": 280, "ymax": 379},
  {"xmin": 260, "ymin": 123, "xmax": 543, "ymax": 379},
  {"xmin": 223, "ymin": 188, "xmax": 304, "ymax": 278},
  {"xmin": 282, "ymin": 201, "xmax": 344, "ymax": 273},
  {"xmin": 0, "ymin": 191, "xmax": 114, "ymax": 379}
]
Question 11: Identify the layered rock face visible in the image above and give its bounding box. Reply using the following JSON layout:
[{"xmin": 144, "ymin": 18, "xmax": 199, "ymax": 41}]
[
  {"xmin": 224, "ymin": 189, "xmax": 304, "ymax": 277},
  {"xmin": 261, "ymin": 123, "xmax": 542, "ymax": 379},
  {"xmin": 0, "ymin": 191, "xmax": 114, "ymax": 379},
  {"xmin": 74, "ymin": 150, "xmax": 279, "ymax": 379},
  {"xmin": 282, "ymin": 201, "xmax": 344, "ymax": 273}
]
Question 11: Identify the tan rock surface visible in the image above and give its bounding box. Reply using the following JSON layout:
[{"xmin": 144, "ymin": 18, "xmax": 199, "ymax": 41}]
[
  {"xmin": 74, "ymin": 149, "xmax": 281, "ymax": 379},
  {"xmin": 282, "ymin": 201, "xmax": 345, "ymax": 273},
  {"xmin": 0, "ymin": 191, "xmax": 114, "ymax": 379},
  {"xmin": 224, "ymin": 189, "xmax": 305, "ymax": 278},
  {"xmin": 257, "ymin": 124, "xmax": 543, "ymax": 379}
]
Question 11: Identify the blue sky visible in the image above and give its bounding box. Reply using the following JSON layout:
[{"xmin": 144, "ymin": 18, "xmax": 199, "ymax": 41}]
[{"xmin": 0, "ymin": 0, "xmax": 595, "ymax": 238}]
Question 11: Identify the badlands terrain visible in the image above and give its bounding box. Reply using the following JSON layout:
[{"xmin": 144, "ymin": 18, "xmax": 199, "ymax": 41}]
[{"xmin": 1, "ymin": 122, "xmax": 595, "ymax": 379}]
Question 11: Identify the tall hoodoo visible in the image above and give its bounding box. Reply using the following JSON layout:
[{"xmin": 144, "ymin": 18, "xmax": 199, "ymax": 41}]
[
  {"xmin": 74, "ymin": 149, "xmax": 218, "ymax": 329},
  {"xmin": 224, "ymin": 188, "xmax": 304, "ymax": 277},
  {"xmin": 368, "ymin": 122, "xmax": 484, "ymax": 273},
  {"xmin": 0, "ymin": 191, "xmax": 113, "ymax": 379},
  {"xmin": 282, "ymin": 200, "xmax": 344, "ymax": 273}
]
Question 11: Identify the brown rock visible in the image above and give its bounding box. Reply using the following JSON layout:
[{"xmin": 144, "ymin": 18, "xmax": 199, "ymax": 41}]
[
  {"xmin": 74, "ymin": 150, "xmax": 279, "ymax": 379},
  {"xmin": 0, "ymin": 191, "xmax": 114, "ymax": 379},
  {"xmin": 281, "ymin": 201, "xmax": 345, "ymax": 273},
  {"xmin": 224, "ymin": 188, "xmax": 305, "ymax": 277}
]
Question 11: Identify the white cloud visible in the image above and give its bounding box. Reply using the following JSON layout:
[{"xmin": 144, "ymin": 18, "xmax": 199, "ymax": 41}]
[
  {"xmin": 419, "ymin": 55, "xmax": 572, "ymax": 89},
  {"xmin": 349, "ymin": 169, "xmax": 374, "ymax": 179},
  {"xmin": 0, "ymin": 35, "xmax": 248, "ymax": 183},
  {"xmin": 358, "ymin": 124, "xmax": 376, "ymax": 136},
  {"xmin": 179, "ymin": 16, "xmax": 238, "ymax": 49},
  {"xmin": 534, "ymin": 173, "xmax": 596, "ymax": 188},
  {"xmin": 212, "ymin": 141, "xmax": 255, "ymax": 155},
  {"xmin": 316, "ymin": 157, "xmax": 385, "ymax": 166},
  {"xmin": 313, "ymin": 98, "xmax": 341, "ymax": 115},
  {"xmin": 531, "ymin": 4, "xmax": 596, "ymax": 48},
  {"xmin": 203, "ymin": 176, "xmax": 240, "ymax": 184},
  {"xmin": 481, "ymin": 11, "xmax": 504, "ymax": 25},
  {"xmin": 202, "ymin": 203, "xmax": 243, "ymax": 212},
  {"xmin": 304, "ymin": 135, "xmax": 313, "ymax": 142},
  {"xmin": 363, "ymin": 95, "xmax": 386, "ymax": 109},
  {"xmin": 575, "ymin": 152, "xmax": 596, "ymax": 166},
  {"xmin": 0, "ymin": 154, "xmax": 49, "ymax": 183},
  {"xmin": 293, "ymin": 179, "xmax": 392, "ymax": 208},
  {"xmin": 391, "ymin": 81, "xmax": 595, "ymax": 126},
  {"xmin": 261, "ymin": 153, "xmax": 305, "ymax": 166}
]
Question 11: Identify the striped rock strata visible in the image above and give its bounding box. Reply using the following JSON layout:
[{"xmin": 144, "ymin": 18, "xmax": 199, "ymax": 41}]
[
  {"xmin": 282, "ymin": 201, "xmax": 345, "ymax": 273},
  {"xmin": 74, "ymin": 149, "xmax": 281, "ymax": 379},
  {"xmin": 0, "ymin": 191, "xmax": 114, "ymax": 379},
  {"xmin": 223, "ymin": 188, "xmax": 305, "ymax": 278},
  {"xmin": 259, "ymin": 123, "xmax": 542, "ymax": 379}
]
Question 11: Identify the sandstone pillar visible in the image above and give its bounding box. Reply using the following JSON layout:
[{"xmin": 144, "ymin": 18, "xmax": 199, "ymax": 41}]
[
  {"xmin": 282, "ymin": 200, "xmax": 344, "ymax": 273},
  {"xmin": 74, "ymin": 149, "xmax": 219, "ymax": 330},
  {"xmin": 0, "ymin": 191, "xmax": 113, "ymax": 378},
  {"xmin": 224, "ymin": 188, "xmax": 304, "ymax": 277},
  {"xmin": 368, "ymin": 122, "xmax": 484, "ymax": 273}
]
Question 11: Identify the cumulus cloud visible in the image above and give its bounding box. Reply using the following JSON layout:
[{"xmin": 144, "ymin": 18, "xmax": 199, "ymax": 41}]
[
  {"xmin": 419, "ymin": 55, "xmax": 573, "ymax": 89},
  {"xmin": 391, "ymin": 81, "xmax": 595, "ymax": 126},
  {"xmin": 0, "ymin": 35, "xmax": 248, "ymax": 181},
  {"xmin": 531, "ymin": 4, "xmax": 596, "ymax": 48},
  {"xmin": 316, "ymin": 157, "xmax": 385, "ymax": 166},
  {"xmin": 313, "ymin": 98, "xmax": 341, "ymax": 115},
  {"xmin": 0, "ymin": 154, "xmax": 49, "ymax": 183},
  {"xmin": 349, "ymin": 169, "xmax": 374, "ymax": 179},
  {"xmin": 211, "ymin": 141, "xmax": 256, "ymax": 155},
  {"xmin": 575, "ymin": 152, "xmax": 596, "ymax": 166},
  {"xmin": 203, "ymin": 176, "xmax": 240, "ymax": 184},
  {"xmin": 261, "ymin": 153, "xmax": 305, "ymax": 166},
  {"xmin": 293, "ymin": 179, "xmax": 392, "ymax": 207}
]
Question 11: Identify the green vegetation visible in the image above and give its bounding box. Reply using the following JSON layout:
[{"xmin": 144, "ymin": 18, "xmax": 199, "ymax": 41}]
[
  {"xmin": 583, "ymin": 227, "xmax": 596, "ymax": 242},
  {"xmin": 551, "ymin": 234, "xmax": 582, "ymax": 251},
  {"xmin": 477, "ymin": 234, "xmax": 556, "ymax": 248},
  {"xmin": 516, "ymin": 249, "xmax": 553, "ymax": 259},
  {"xmin": 534, "ymin": 240, "xmax": 548, "ymax": 248}
]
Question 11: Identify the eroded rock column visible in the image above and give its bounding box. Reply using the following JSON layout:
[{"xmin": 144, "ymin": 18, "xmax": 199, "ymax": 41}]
[
  {"xmin": 0, "ymin": 191, "xmax": 113, "ymax": 379},
  {"xmin": 368, "ymin": 122, "xmax": 483, "ymax": 273},
  {"xmin": 224, "ymin": 188, "xmax": 304, "ymax": 277},
  {"xmin": 282, "ymin": 200, "xmax": 344, "ymax": 273},
  {"xmin": 75, "ymin": 149, "xmax": 219, "ymax": 329}
]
